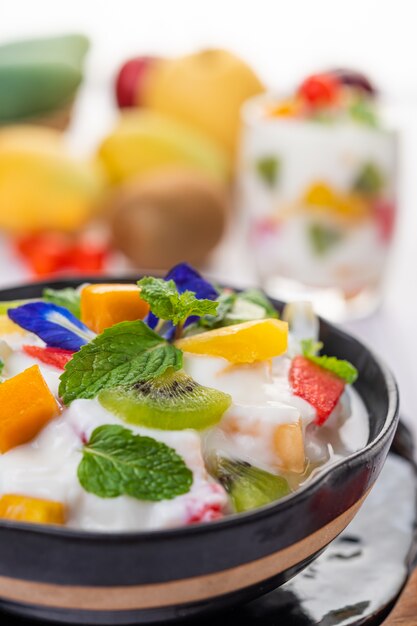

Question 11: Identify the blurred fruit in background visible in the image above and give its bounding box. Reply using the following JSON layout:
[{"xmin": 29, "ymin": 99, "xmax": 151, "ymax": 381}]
[
  {"xmin": 14, "ymin": 231, "xmax": 109, "ymax": 277},
  {"xmin": 0, "ymin": 126, "xmax": 103, "ymax": 232},
  {"xmin": 97, "ymin": 110, "xmax": 230, "ymax": 184},
  {"xmin": 114, "ymin": 49, "xmax": 265, "ymax": 158},
  {"xmin": 0, "ymin": 34, "xmax": 89, "ymax": 130},
  {"xmin": 109, "ymin": 168, "xmax": 229, "ymax": 269}
]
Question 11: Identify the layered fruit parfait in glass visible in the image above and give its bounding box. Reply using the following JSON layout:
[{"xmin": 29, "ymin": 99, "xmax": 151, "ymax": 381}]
[
  {"xmin": 239, "ymin": 70, "xmax": 397, "ymax": 320},
  {"xmin": 0, "ymin": 264, "xmax": 367, "ymax": 531}
]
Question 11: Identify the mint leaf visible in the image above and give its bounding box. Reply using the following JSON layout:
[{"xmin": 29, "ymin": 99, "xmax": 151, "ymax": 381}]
[
  {"xmin": 353, "ymin": 162, "xmax": 384, "ymax": 196},
  {"xmin": 255, "ymin": 156, "xmax": 281, "ymax": 187},
  {"xmin": 43, "ymin": 287, "xmax": 81, "ymax": 319},
  {"xmin": 308, "ymin": 223, "xmax": 343, "ymax": 256},
  {"xmin": 138, "ymin": 277, "xmax": 218, "ymax": 326},
  {"xmin": 349, "ymin": 98, "xmax": 378, "ymax": 128},
  {"xmin": 196, "ymin": 291, "xmax": 237, "ymax": 330},
  {"xmin": 238, "ymin": 289, "xmax": 278, "ymax": 319},
  {"xmin": 301, "ymin": 338, "xmax": 324, "ymax": 357},
  {"xmin": 0, "ymin": 359, "xmax": 3, "ymax": 377},
  {"xmin": 59, "ymin": 320, "xmax": 182, "ymax": 404},
  {"xmin": 78, "ymin": 425, "xmax": 193, "ymax": 501},
  {"xmin": 301, "ymin": 340, "xmax": 358, "ymax": 384},
  {"xmin": 194, "ymin": 288, "xmax": 278, "ymax": 332}
]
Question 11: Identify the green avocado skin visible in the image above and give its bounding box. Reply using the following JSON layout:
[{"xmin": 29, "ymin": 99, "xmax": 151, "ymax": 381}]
[{"xmin": 0, "ymin": 34, "xmax": 89, "ymax": 123}]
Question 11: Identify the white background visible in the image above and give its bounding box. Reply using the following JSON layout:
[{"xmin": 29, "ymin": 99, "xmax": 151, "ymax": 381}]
[{"xmin": 1, "ymin": 0, "xmax": 416, "ymax": 427}]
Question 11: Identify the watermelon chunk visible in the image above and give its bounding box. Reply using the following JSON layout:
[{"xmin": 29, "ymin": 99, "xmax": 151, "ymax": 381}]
[
  {"xmin": 289, "ymin": 355, "xmax": 345, "ymax": 425},
  {"xmin": 23, "ymin": 345, "xmax": 74, "ymax": 370}
]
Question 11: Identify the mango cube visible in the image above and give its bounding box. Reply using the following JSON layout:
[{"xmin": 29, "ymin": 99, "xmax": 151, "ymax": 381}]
[
  {"xmin": 0, "ymin": 365, "xmax": 60, "ymax": 452},
  {"xmin": 273, "ymin": 421, "xmax": 305, "ymax": 474},
  {"xmin": 176, "ymin": 319, "xmax": 288, "ymax": 364},
  {"xmin": 0, "ymin": 494, "xmax": 65, "ymax": 525},
  {"xmin": 81, "ymin": 283, "xmax": 150, "ymax": 333},
  {"xmin": 220, "ymin": 404, "xmax": 305, "ymax": 474}
]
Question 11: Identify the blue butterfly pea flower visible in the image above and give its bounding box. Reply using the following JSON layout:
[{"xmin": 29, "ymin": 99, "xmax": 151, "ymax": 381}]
[
  {"xmin": 8, "ymin": 302, "xmax": 95, "ymax": 351},
  {"xmin": 145, "ymin": 262, "xmax": 219, "ymax": 338}
]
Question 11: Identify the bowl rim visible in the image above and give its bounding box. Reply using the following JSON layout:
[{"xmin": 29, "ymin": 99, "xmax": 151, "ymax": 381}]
[{"xmin": 0, "ymin": 277, "xmax": 400, "ymax": 541}]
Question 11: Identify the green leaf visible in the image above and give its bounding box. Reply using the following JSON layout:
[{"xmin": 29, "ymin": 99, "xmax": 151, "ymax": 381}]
[
  {"xmin": 238, "ymin": 289, "xmax": 279, "ymax": 319},
  {"xmin": 353, "ymin": 162, "xmax": 385, "ymax": 196},
  {"xmin": 59, "ymin": 320, "xmax": 182, "ymax": 405},
  {"xmin": 349, "ymin": 97, "xmax": 378, "ymax": 128},
  {"xmin": 43, "ymin": 287, "xmax": 81, "ymax": 319},
  {"xmin": 255, "ymin": 156, "xmax": 281, "ymax": 187},
  {"xmin": 308, "ymin": 222, "xmax": 343, "ymax": 255},
  {"xmin": 196, "ymin": 291, "xmax": 237, "ymax": 330},
  {"xmin": 193, "ymin": 288, "xmax": 278, "ymax": 332},
  {"xmin": 301, "ymin": 338, "xmax": 323, "ymax": 357},
  {"xmin": 0, "ymin": 359, "xmax": 4, "ymax": 377},
  {"xmin": 301, "ymin": 340, "xmax": 358, "ymax": 384},
  {"xmin": 78, "ymin": 425, "xmax": 193, "ymax": 501},
  {"xmin": 137, "ymin": 277, "xmax": 218, "ymax": 326}
]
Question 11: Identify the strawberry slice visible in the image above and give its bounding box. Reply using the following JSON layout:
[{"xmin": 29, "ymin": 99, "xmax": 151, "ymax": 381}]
[
  {"xmin": 23, "ymin": 345, "xmax": 74, "ymax": 370},
  {"xmin": 289, "ymin": 356, "xmax": 345, "ymax": 425}
]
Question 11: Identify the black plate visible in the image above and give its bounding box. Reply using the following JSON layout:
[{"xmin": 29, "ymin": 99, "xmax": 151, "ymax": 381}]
[{"xmin": 0, "ymin": 278, "xmax": 400, "ymax": 625}]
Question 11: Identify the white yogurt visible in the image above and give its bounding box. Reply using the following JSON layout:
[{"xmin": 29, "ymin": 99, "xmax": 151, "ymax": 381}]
[{"xmin": 0, "ymin": 330, "xmax": 369, "ymax": 531}]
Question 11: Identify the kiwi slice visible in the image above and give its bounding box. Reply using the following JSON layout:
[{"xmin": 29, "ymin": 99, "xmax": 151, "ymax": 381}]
[
  {"xmin": 99, "ymin": 370, "xmax": 231, "ymax": 431},
  {"xmin": 214, "ymin": 457, "xmax": 290, "ymax": 513}
]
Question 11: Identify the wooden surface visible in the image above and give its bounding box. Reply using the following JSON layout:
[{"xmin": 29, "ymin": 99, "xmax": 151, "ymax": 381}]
[{"xmin": 382, "ymin": 568, "xmax": 417, "ymax": 625}]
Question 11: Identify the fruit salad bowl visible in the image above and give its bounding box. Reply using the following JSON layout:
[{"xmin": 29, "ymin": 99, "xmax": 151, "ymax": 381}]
[{"xmin": 0, "ymin": 276, "xmax": 399, "ymax": 625}]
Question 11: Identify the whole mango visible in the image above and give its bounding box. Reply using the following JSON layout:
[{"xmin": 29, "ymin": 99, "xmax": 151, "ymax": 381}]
[
  {"xmin": 142, "ymin": 49, "xmax": 264, "ymax": 157},
  {"xmin": 97, "ymin": 110, "xmax": 230, "ymax": 184},
  {"xmin": 0, "ymin": 126, "xmax": 103, "ymax": 232}
]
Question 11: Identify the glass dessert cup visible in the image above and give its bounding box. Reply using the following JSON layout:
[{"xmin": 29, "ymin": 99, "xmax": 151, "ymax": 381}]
[
  {"xmin": 238, "ymin": 93, "xmax": 398, "ymax": 322},
  {"xmin": 0, "ymin": 278, "xmax": 399, "ymax": 625}
]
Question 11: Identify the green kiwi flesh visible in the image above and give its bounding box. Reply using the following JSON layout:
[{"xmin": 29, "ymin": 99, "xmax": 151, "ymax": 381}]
[
  {"xmin": 215, "ymin": 457, "xmax": 291, "ymax": 512},
  {"xmin": 99, "ymin": 369, "xmax": 232, "ymax": 431}
]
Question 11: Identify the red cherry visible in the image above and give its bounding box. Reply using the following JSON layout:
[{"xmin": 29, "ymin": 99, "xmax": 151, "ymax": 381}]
[
  {"xmin": 298, "ymin": 73, "xmax": 341, "ymax": 108},
  {"xmin": 115, "ymin": 56, "xmax": 159, "ymax": 108}
]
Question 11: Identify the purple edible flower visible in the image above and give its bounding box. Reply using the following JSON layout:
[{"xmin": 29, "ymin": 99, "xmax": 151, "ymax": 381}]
[
  {"xmin": 8, "ymin": 302, "xmax": 95, "ymax": 351},
  {"xmin": 145, "ymin": 262, "xmax": 218, "ymax": 338}
]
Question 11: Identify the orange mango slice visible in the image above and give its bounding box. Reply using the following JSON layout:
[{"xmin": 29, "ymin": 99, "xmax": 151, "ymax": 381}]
[
  {"xmin": 81, "ymin": 283, "xmax": 150, "ymax": 334},
  {"xmin": 0, "ymin": 494, "xmax": 65, "ymax": 525},
  {"xmin": 303, "ymin": 181, "xmax": 370, "ymax": 221},
  {"xmin": 0, "ymin": 365, "xmax": 60, "ymax": 452},
  {"xmin": 176, "ymin": 319, "xmax": 288, "ymax": 364}
]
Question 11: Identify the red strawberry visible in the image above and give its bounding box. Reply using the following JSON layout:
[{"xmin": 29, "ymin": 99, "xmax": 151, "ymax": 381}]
[
  {"xmin": 23, "ymin": 345, "xmax": 74, "ymax": 370},
  {"xmin": 289, "ymin": 356, "xmax": 345, "ymax": 425},
  {"xmin": 298, "ymin": 73, "xmax": 341, "ymax": 108}
]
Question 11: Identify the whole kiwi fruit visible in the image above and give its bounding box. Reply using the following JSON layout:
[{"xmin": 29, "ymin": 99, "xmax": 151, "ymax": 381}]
[{"xmin": 109, "ymin": 168, "xmax": 229, "ymax": 269}]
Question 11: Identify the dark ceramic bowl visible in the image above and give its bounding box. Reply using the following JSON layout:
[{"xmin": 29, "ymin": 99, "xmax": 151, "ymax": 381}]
[{"xmin": 0, "ymin": 279, "xmax": 399, "ymax": 625}]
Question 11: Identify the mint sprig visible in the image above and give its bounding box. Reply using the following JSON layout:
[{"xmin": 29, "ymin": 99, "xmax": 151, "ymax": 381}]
[
  {"xmin": 59, "ymin": 320, "xmax": 182, "ymax": 404},
  {"xmin": 194, "ymin": 288, "xmax": 278, "ymax": 332},
  {"xmin": 43, "ymin": 287, "xmax": 81, "ymax": 319},
  {"xmin": 301, "ymin": 339, "xmax": 358, "ymax": 384},
  {"xmin": 78, "ymin": 425, "xmax": 193, "ymax": 501},
  {"xmin": 138, "ymin": 277, "xmax": 218, "ymax": 326}
]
